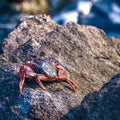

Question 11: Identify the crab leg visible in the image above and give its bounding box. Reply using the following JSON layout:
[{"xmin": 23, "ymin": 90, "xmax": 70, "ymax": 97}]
[
  {"xmin": 19, "ymin": 66, "xmax": 26, "ymax": 94},
  {"xmin": 55, "ymin": 64, "xmax": 78, "ymax": 92},
  {"xmin": 35, "ymin": 74, "xmax": 48, "ymax": 91},
  {"xmin": 19, "ymin": 64, "xmax": 37, "ymax": 94},
  {"xmin": 67, "ymin": 78, "xmax": 78, "ymax": 89},
  {"xmin": 66, "ymin": 78, "xmax": 78, "ymax": 92}
]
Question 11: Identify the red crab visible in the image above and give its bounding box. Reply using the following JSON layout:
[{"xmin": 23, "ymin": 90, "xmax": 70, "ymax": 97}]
[{"xmin": 19, "ymin": 60, "xmax": 78, "ymax": 94}]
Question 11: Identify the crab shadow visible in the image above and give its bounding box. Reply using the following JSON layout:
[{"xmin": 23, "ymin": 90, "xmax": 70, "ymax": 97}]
[
  {"xmin": 24, "ymin": 78, "xmax": 73, "ymax": 92},
  {"xmin": 61, "ymin": 74, "xmax": 120, "ymax": 120}
]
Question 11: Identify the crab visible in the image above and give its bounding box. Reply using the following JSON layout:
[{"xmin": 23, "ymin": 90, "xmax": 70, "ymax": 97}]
[{"xmin": 19, "ymin": 60, "xmax": 78, "ymax": 94}]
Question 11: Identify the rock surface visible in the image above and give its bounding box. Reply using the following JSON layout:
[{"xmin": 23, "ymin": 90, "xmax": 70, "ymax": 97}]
[
  {"xmin": 0, "ymin": 14, "xmax": 120, "ymax": 119},
  {"xmin": 79, "ymin": 74, "xmax": 120, "ymax": 120}
]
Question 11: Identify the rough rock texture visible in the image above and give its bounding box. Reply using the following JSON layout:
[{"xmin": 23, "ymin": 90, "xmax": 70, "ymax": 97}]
[
  {"xmin": 79, "ymin": 74, "xmax": 120, "ymax": 120},
  {"xmin": 0, "ymin": 14, "xmax": 120, "ymax": 119}
]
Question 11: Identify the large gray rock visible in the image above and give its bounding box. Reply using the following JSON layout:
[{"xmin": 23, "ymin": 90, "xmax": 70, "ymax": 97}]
[{"xmin": 0, "ymin": 14, "xmax": 120, "ymax": 119}]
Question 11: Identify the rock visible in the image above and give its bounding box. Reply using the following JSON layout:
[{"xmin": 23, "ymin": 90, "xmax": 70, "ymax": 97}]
[
  {"xmin": 0, "ymin": 14, "xmax": 120, "ymax": 119},
  {"xmin": 78, "ymin": 74, "xmax": 120, "ymax": 120},
  {"xmin": 0, "ymin": 63, "xmax": 80, "ymax": 120},
  {"xmin": 2, "ymin": 14, "xmax": 58, "ymax": 55}
]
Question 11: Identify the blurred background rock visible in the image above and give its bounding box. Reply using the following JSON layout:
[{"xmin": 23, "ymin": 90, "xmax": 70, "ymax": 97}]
[{"xmin": 0, "ymin": 0, "xmax": 120, "ymax": 48}]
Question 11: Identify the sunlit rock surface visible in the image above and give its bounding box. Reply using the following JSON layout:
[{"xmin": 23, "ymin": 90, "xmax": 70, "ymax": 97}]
[{"xmin": 0, "ymin": 14, "xmax": 120, "ymax": 119}]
